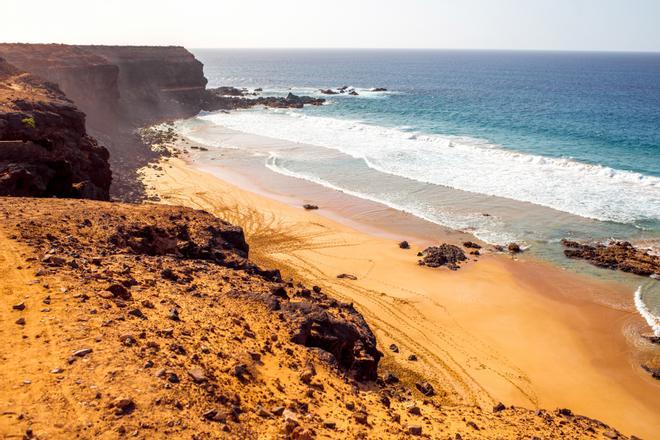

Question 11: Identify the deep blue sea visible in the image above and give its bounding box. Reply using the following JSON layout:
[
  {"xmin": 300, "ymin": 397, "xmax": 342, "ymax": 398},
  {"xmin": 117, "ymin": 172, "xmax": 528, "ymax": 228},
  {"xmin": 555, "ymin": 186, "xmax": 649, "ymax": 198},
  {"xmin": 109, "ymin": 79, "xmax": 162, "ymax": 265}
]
[{"xmin": 186, "ymin": 49, "xmax": 660, "ymax": 331}]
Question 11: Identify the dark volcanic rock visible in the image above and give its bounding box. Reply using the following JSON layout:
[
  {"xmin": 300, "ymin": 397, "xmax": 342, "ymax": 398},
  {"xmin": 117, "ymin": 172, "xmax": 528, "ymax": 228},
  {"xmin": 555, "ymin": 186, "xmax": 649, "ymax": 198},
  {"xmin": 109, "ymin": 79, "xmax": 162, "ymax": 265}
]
[
  {"xmin": 287, "ymin": 300, "xmax": 382, "ymax": 381},
  {"xmin": 641, "ymin": 333, "xmax": 660, "ymax": 345},
  {"xmin": 561, "ymin": 239, "xmax": 659, "ymax": 277},
  {"xmin": 420, "ymin": 244, "xmax": 467, "ymax": 270},
  {"xmin": 0, "ymin": 57, "xmax": 111, "ymax": 200},
  {"xmin": 493, "ymin": 402, "xmax": 506, "ymax": 412},
  {"xmin": 213, "ymin": 86, "xmax": 247, "ymax": 96},
  {"xmin": 641, "ymin": 364, "xmax": 660, "ymax": 380},
  {"xmin": 415, "ymin": 381, "xmax": 435, "ymax": 396},
  {"xmin": 319, "ymin": 89, "xmax": 338, "ymax": 95},
  {"xmin": 202, "ymin": 89, "xmax": 324, "ymax": 111},
  {"xmin": 508, "ymin": 242, "xmax": 522, "ymax": 253},
  {"xmin": 110, "ymin": 219, "xmax": 249, "ymax": 260}
]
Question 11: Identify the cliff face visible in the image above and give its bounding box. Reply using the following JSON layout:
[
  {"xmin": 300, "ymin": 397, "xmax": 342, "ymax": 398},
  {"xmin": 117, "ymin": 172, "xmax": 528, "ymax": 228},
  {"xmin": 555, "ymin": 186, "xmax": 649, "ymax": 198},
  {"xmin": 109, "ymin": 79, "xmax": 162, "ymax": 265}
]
[
  {"xmin": 0, "ymin": 57, "xmax": 111, "ymax": 199},
  {"xmin": 79, "ymin": 45, "xmax": 207, "ymax": 125},
  {"xmin": 0, "ymin": 44, "xmax": 207, "ymax": 128},
  {"xmin": 0, "ymin": 44, "xmax": 208, "ymax": 199}
]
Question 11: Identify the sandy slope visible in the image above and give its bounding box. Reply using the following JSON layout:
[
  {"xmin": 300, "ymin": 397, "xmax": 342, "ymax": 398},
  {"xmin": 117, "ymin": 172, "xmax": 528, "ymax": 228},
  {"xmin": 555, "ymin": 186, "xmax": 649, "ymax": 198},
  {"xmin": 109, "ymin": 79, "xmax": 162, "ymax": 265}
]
[
  {"xmin": 141, "ymin": 157, "xmax": 660, "ymax": 438},
  {"xmin": 1, "ymin": 197, "xmax": 634, "ymax": 440}
]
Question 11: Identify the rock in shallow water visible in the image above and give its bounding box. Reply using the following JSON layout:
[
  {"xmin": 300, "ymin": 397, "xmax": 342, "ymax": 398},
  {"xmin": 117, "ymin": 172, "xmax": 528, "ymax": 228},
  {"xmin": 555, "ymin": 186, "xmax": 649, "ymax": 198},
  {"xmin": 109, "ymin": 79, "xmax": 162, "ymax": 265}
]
[
  {"xmin": 561, "ymin": 239, "xmax": 659, "ymax": 277},
  {"xmin": 420, "ymin": 244, "xmax": 467, "ymax": 270}
]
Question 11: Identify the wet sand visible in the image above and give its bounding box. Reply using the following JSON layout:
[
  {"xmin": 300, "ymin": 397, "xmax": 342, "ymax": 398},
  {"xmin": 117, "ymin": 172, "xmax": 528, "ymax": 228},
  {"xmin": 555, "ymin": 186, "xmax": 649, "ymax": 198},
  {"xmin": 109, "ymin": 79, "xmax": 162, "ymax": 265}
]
[{"xmin": 141, "ymin": 154, "xmax": 660, "ymax": 438}]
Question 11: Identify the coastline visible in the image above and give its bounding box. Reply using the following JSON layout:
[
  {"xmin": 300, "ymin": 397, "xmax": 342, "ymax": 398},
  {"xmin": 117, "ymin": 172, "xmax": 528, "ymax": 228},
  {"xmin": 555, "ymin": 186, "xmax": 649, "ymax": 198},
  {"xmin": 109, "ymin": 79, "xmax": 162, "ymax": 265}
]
[
  {"xmin": 141, "ymin": 145, "xmax": 660, "ymax": 437},
  {"xmin": 4, "ymin": 42, "xmax": 658, "ymax": 439}
]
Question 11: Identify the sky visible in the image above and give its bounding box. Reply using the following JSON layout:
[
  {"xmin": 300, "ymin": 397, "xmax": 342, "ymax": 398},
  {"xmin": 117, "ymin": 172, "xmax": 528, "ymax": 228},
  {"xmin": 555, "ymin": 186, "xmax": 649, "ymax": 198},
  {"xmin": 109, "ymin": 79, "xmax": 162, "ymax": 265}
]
[{"xmin": 2, "ymin": 0, "xmax": 659, "ymax": 52}]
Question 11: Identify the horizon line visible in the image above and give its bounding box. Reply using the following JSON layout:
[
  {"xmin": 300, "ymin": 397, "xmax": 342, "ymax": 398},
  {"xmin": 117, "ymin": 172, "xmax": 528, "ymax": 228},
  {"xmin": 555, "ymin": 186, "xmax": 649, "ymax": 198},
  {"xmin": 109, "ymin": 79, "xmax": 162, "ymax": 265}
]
[
  {"xmin": 3, "ymin": 42, "xmax": 658, "ymax": 54},
  {"xmin": 189, "ymin": 47, "xmax": 660, "ymax": 54}
]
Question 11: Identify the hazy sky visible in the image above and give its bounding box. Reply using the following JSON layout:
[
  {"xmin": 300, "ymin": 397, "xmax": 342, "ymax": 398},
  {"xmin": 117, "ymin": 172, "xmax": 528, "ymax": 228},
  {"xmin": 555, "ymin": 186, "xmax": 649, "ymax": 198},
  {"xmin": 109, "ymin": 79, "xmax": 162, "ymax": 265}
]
[{"xmin": 2, "ymin": 0, "xmax": 659, "ymax": 51}]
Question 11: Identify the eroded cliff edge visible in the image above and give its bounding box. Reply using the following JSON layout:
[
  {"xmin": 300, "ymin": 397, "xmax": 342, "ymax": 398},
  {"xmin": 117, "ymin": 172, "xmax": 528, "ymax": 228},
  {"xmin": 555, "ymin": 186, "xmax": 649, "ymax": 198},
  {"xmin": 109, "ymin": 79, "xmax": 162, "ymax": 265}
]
[
  {"xmin": 0, "ymin": 57, "xmax": 111, "ymax": 199},
  {"xmin": 0, "ymin": 44, "xmax": 207, "ymax": 200}
]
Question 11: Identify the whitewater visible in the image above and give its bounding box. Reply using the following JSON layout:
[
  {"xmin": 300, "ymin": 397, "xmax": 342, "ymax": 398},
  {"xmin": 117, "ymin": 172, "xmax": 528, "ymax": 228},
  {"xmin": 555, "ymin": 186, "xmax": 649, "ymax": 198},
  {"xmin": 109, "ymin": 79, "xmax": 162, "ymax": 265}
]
[{"xmin": 200, "ymin": 109, "xmax": 660, "ymax": 227}]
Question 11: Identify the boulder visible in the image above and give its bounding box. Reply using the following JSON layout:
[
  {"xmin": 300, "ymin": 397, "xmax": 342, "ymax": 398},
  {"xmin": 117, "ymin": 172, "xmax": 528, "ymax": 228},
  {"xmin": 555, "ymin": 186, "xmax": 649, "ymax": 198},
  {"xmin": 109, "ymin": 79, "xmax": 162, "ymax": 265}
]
[
  {"xmin": 641, "ymin": 364, "xmax": 660, "ymax": 380},
  {"xmin": 420, "ymin": 244, "xmax": 467, "ymax": 270},
  {"xmin": 111, "ymin": 397, "xmax": 135, "ymax": 416},
  {"xmin": 508, "ymin": 242, "xmax": 522, "ymax": 253},
  {"xmin": 415, "ymin": 381, "xmax": 435, "ymax": 396},
  {"xmin": 287, "ymin": 301, "xmax": 382, "ymax": 381}
]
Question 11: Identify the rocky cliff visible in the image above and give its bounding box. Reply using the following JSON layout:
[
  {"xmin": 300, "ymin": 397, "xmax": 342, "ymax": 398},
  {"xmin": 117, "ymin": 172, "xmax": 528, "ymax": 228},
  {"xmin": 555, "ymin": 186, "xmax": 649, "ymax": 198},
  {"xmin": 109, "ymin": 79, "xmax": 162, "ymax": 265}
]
[
  {"xmin": 79, "ymin": 45, "xmax": 207, "ymax": 125},
  {"xmin": 0, "ymin": 44, "xmax": 207, "ymax": 199},
  {"xmin": 0, "ymin": 57, "xmax": 111, "ymax": 199},
  {"xmin": 0, "ymin": 44, "xmax": 206, "ymax": 127}
]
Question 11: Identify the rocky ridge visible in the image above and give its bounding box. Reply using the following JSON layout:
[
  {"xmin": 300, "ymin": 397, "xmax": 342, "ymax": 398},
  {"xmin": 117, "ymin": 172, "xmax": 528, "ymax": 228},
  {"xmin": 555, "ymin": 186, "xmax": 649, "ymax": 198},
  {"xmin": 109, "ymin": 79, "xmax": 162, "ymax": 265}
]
[{"xmin": 0, "ymin": 57, "xmax": 111, "ymax": 199}]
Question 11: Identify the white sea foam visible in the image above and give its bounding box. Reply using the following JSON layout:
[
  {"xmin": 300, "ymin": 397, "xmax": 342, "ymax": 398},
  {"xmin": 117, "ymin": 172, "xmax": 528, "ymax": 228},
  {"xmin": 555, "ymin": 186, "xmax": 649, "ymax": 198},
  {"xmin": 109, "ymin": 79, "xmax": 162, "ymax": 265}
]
[
  {"xmin": 634, "ymin": 285, "xmax": 660, "ymax": 337},
  {"xmin": 200, "ymin": 109, "xmax": 660, "ymax": 226},
  {"xmin": 265, "ymin": 152, "xmax": 518, "ymax": 244}
]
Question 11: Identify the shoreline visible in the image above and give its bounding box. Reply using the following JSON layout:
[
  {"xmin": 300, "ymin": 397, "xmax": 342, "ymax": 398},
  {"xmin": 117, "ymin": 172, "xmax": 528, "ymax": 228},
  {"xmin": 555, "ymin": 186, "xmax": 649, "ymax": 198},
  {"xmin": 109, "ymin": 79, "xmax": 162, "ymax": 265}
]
[{"xmin": 141, "ymin": 144, "xmax": 659, "ymax": 437}]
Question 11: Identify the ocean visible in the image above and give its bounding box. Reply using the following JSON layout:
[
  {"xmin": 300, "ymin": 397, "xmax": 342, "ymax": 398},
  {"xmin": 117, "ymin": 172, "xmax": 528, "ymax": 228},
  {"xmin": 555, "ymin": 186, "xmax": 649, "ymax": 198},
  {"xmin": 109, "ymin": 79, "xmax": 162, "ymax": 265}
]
[{"xmin": 183, "ymin": 49, "xmax": 660, "ymax": 333}]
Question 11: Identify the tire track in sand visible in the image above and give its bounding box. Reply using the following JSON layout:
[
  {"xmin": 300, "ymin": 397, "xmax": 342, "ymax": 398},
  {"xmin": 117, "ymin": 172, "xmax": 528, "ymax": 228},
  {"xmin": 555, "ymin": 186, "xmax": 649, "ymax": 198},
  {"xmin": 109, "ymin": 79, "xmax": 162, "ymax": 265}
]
[{"xmin": 144, "ymin": 161, "xmax": 538, "ymax": 409}]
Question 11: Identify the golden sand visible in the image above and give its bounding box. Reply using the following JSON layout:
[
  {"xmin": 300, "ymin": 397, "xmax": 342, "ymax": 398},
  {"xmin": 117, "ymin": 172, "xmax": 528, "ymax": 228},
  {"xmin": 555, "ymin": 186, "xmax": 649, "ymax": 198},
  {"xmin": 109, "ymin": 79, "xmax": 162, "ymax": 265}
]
[{"xmin": 141, "ymin": 156, "xmax": 660, "ymax": 438}]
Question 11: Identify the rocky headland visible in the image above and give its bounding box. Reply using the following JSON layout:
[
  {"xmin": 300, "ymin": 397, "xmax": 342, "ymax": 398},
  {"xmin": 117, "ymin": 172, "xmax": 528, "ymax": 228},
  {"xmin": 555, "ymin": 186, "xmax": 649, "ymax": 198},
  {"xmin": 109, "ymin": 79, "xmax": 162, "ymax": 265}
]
[
  {"xmin": 0, "ymin": 44, "xmax": 207, "ymax": 200},
  {"xmin": 0, "ymin": 44, "xmax": 331, "ymax": 200}
]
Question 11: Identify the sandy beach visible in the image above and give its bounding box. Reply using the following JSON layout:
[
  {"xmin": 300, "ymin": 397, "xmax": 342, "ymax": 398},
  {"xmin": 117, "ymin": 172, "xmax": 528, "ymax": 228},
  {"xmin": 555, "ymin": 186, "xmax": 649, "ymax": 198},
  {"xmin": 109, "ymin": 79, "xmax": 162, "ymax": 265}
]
[{"xmin": 141, "ymin": 154, "xmax": 660, "ymax": 438}]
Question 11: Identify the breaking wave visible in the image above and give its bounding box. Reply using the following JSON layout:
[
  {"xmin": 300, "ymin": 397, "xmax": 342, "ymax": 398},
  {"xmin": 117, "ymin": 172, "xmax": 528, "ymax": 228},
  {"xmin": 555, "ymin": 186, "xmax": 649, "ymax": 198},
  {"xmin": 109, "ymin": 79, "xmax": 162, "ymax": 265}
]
[
  {"xmin": 200, "ymin": 109, "xmax": 660, "ymax": 226},
  {"xmin": 634, "ymin": 285, "xmax": 660, "ymax": 337}
]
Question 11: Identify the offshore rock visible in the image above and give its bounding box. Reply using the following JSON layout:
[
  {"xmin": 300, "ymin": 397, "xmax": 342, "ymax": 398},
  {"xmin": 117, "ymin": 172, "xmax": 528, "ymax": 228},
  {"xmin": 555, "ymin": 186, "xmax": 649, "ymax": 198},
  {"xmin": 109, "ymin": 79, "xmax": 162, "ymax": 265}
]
[
  {"xmin": 202, "ymin": 89, "xmax": 325, "ymax": 111},
  {"xmin": 561, "ymin": 239, "xmax": 659, "ymax": 277}
]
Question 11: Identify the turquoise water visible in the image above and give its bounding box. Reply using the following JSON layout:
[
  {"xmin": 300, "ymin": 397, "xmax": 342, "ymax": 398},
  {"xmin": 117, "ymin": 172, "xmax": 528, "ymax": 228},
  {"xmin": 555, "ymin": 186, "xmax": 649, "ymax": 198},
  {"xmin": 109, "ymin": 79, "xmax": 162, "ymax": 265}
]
[
  {"xmin": 188, "ymin": 49, "xmax": 660, "ymax": 329},
  {"xmin": 196, "ymin": 50, "xmax": 660, "ymax": 173}
]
